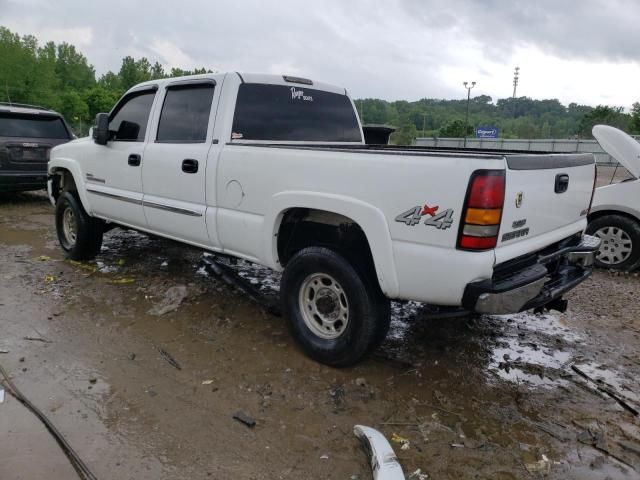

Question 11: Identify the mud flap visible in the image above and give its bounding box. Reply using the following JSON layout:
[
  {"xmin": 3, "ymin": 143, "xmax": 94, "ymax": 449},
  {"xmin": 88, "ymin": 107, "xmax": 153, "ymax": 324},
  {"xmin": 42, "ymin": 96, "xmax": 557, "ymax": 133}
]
[{"xmin": 353, "ymin": 425, "xmax": 404, "ymax": 480}]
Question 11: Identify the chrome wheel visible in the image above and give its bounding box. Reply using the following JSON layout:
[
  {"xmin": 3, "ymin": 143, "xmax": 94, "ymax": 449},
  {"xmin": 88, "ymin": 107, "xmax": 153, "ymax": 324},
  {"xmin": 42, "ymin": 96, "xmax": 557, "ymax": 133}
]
[
  {"xmin": 594, "ymin": 226, "xmax": 632, "ymax": 265},
  {"xmin": 298, "ymin": 273, "xmax": 349, "ymax": 339},
  {"xmin": 62, "ymin": 207, "xmax": 77, "ymax": 246}
]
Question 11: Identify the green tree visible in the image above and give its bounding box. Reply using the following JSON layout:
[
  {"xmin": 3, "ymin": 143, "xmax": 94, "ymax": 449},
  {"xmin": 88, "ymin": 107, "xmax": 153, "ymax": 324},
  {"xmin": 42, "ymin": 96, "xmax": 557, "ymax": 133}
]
[
  {"xmin": 578, "ymin": 106, "xmax": 630, "ymax": 138},
  {"xmin": 439, "ymin": 119, "xmax": 473, "ymax": 137},
  {"xmin": 390, "ymin": 123, "xmax": 417, "ymax": 145},
  {"xmin": 630, "ymin": 102, "xmax": 640, "ymax": 134}
]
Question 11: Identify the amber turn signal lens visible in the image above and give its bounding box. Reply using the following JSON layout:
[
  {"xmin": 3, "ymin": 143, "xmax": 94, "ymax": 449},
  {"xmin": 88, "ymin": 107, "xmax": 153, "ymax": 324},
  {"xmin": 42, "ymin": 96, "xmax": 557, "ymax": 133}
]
[{"xmin": 465, "ymin": 208, "xmax": 502, "ymax": 225}]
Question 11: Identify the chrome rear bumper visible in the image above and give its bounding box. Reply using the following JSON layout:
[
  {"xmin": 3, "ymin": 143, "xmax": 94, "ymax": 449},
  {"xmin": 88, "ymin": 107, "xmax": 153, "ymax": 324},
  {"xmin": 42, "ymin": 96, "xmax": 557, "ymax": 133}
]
[{"xmin": 463, "ymin": 234, "xmax": 601, "ymax": 315}]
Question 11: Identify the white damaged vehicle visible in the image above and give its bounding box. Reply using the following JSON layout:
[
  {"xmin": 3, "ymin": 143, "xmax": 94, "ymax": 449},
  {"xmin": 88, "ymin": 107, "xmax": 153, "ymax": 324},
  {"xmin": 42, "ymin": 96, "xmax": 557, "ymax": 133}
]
[
  {"xmin": 588, "ymin": 125, "xmax": 640, "ymax": 271},
  {"xmin": 48, "ymin": 73, "xmax": 600, "ymax": 365}
]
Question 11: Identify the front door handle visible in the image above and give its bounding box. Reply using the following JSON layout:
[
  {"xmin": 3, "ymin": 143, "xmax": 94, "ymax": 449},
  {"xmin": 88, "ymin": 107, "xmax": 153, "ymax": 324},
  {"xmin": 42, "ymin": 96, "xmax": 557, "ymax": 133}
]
[
  {"xmin": 182, "ymin": 159, "xmax": 199, "ymax": 174},
  {"xmin": 128, "ymin": 154, "xmax": 141, "ymax": 166}
]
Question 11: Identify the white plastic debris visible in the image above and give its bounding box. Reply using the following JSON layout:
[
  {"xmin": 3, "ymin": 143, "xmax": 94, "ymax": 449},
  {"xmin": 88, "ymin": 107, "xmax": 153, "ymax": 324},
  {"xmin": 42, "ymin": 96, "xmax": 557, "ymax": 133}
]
[
  {"xmin": 0, "ymin": 387, "xmax": 5, "ymax": 404},
  {"xmin": 353, "ymin": 425, "xmax": 404, "ymax": 480}
]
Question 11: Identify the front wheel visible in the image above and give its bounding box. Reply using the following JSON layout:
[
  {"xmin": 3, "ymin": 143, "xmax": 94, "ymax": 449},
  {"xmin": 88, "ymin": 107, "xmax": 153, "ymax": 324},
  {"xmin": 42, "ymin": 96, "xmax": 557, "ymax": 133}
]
[
  {"xmin": 55, "ymin": 191, "xmax": 103, "ymax": 260},
  {"xmin": 281, "ymin": 247, "xmax": 390, "ymax": 367},
  {"xmin": 586, "ymin": 214, "xmax": 640, "ymax": 271}
]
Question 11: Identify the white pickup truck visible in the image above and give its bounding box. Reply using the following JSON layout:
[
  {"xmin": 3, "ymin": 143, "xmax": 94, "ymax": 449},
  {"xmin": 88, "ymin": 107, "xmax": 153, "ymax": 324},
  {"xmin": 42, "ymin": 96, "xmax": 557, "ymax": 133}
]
[{"xmin": 47, "ymin": 72, "xmax": 600, "ymax": 366}]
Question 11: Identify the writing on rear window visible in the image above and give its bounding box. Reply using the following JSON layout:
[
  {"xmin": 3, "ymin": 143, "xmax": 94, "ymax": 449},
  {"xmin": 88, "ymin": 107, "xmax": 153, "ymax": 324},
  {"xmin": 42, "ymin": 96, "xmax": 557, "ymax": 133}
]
[
  {"xmin": 290, "ymin": 87, "xmax": 313, "ymax": 102},
  {"xmin": 232, "ymin": 83, "xmax": 361, "ymax": 142}
]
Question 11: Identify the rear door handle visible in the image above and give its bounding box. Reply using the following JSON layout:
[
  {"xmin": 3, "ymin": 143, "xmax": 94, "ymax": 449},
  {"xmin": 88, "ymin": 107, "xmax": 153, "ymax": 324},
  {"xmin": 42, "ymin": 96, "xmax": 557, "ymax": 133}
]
[
  {"xmin": 555, "ymin": 173, "xmax": 569, "ymax": 193},
  {"xmin": 182, "ymin": 159, "xmax": 199, "ymax": 174},
  {"xmin": 128, "ymin": 154, "xmax": 141, "ymax": 166}
]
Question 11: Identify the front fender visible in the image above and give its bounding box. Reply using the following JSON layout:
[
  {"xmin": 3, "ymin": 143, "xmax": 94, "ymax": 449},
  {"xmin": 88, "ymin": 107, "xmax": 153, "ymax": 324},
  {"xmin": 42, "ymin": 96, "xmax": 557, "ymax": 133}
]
[
  {"xmin": 262, "ymin": 191, "xmax": 400, "ymax": 298},
  {"xmin": 48, "ymin": 158, "xmax": 93, "ymax": 213}
]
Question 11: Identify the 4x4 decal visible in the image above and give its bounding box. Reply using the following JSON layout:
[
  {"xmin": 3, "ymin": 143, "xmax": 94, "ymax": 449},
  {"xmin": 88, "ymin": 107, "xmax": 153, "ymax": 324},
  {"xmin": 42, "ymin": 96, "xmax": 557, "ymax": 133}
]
[{"xmin": 395, "ymin": 203, "xmax": 454, "ymax": 230}]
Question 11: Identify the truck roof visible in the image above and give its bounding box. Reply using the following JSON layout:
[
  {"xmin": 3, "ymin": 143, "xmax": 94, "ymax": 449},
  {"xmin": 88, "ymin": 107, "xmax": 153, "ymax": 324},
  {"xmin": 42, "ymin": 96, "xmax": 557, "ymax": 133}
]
[
  {"xmin": 131, "ymin": 72, "xmax": 348, "ymax": 96},
  {"xmin": 0, "ymin": 102, "xmax": 63, "ymax": 117}
]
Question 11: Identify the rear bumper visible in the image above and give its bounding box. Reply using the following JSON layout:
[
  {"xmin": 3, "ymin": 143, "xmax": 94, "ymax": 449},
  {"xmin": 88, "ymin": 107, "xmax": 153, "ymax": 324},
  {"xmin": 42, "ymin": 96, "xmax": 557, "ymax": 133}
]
[
  {"xmin": 0, "ymin": 172, "xmax": 48, "ymax": 192},
  {"xmin": 462, "ymin": 234, "xmax": 601, "ymax": 315}
]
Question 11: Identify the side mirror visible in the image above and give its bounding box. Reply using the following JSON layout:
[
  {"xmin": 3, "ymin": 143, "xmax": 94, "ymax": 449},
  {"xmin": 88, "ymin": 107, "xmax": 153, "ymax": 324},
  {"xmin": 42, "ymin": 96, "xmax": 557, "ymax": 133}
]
[{"xmin": 93, "ymin": 113, "xmax": 110, "ymax": 145}]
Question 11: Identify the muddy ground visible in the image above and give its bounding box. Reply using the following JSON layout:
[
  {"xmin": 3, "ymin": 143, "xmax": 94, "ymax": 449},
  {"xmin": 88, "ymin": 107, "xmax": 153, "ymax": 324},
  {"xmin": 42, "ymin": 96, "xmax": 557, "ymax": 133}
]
[{"xmin": 1, "ymin": 180, "xmax": 639, "ymax": 479}]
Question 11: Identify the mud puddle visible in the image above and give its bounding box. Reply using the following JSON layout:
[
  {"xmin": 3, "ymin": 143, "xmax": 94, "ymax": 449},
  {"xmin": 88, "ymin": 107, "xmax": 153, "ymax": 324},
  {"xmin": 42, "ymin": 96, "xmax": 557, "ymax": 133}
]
[{"xmin": 1, "ymin": 192, "xmax": 640, "ymax": 479}]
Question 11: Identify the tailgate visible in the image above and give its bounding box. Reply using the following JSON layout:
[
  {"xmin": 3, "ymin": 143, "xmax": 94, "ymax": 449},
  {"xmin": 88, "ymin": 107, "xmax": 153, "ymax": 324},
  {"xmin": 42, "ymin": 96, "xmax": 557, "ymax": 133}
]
[{"xmin": 496, "ymin": 154, "xmax": 596, "ymax": 262}]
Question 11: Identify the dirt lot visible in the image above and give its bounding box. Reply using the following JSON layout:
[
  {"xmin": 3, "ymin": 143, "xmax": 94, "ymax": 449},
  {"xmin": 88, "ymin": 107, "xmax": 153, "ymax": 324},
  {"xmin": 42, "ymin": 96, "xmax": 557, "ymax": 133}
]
[{"xmin": 1, "ymin": 184, "xmax": 639, "ymax": 479}]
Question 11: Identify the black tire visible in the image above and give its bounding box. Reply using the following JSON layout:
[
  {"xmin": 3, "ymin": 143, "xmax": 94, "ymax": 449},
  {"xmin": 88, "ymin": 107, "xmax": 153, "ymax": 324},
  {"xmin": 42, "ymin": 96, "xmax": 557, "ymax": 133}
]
[
  {"xmin": 281, "ymin": 246, "xmax": 390, "ymax": 367},
  {"xmin": 586, "ymin": 214, "xmax": 640, "ymax": 271},
  {"xmin": 55, "ymin": 191, "xmax": 103, "ymax": 260}
]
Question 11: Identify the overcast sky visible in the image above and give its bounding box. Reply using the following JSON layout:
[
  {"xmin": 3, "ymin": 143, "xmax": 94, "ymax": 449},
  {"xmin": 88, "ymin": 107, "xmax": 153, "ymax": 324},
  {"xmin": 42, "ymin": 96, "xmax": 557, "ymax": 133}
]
[{"xmin": 2, "ymin": 0, "xmax": 639, "ymax": 108}]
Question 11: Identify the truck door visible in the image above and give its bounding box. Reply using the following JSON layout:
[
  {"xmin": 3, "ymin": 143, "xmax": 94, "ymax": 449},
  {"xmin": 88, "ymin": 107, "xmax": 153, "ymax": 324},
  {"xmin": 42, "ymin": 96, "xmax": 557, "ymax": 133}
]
[
  {"xmin": 84, "ymin": 87, "xmax": 157, "ymax": 227},
  {"xmin": 142, "ymin": 79, "xmax": 220, "ymax": 247}
]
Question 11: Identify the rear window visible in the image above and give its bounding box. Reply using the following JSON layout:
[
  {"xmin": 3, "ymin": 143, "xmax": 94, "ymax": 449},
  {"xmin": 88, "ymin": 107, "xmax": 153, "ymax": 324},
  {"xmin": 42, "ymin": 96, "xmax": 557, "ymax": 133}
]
[
  {"xmin": 0, "ymin": 113, "xmax": 69, "ymax": 139},
  {"xmin": 231, "ymin": 83, "xmax": 362, "ymax": 142}
]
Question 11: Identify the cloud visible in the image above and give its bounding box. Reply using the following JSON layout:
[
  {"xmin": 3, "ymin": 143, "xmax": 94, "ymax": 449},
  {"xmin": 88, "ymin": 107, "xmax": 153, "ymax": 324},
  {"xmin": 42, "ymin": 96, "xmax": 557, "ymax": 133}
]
[
  {"xmin": 1, "ymin": 0, "xmax": 639, "ymax": 107},
  {"xmin": 149, "ymin": 40, "xmax": 193, "ymax": 69}
]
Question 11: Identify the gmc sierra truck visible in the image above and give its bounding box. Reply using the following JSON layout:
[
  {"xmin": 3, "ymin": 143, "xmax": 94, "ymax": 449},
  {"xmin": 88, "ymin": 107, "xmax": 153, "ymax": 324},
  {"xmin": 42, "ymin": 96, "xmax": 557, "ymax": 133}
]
[{"xmin": 47, "ymin": 73, "xmax": 600, "ymax": 366}]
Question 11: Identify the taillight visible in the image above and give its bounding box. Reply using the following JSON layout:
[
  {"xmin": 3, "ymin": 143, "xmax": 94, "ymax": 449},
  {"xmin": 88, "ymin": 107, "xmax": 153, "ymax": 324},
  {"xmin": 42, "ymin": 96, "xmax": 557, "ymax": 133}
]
[
  {"xmin": 458, "ymin": 170, "xmax": 505, "ymax": 250},
  {"xmin": 587, "ymin": 164, "xmax": 597, "ymax": 214}
]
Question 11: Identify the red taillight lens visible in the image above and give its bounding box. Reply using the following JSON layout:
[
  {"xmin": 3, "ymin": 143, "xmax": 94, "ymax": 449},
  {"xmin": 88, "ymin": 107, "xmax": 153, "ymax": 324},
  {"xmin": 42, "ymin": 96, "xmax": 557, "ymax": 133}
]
[
  {"xmin": 468, "ymin": 174, "xmax": 505, "ymax": 208},
  {"xmin": 458, "ymin": 170, "xmax": 505, "ymax": 251}
]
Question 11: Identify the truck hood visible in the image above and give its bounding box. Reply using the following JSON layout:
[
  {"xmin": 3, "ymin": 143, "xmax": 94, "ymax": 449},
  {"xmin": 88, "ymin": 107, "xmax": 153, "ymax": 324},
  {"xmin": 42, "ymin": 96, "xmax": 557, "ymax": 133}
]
[{"xmin": 593, "ymin": 124, "xmax": 640, "ymax": 179}]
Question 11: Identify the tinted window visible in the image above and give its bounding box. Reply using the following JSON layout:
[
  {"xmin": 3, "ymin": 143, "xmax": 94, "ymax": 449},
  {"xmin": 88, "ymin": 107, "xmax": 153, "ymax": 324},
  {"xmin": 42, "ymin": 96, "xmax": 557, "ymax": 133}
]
[
  {"xmin": 231, "ymin": 84, "xmax": 362, "ymax": 142},
  {"xmin": 157, "ymin": 84, "xmax": 214, "ymax": 142},
  {"xmin": 0, "ymin": 113, "xmax": 69, "ymax": 139},
  {"xmin": 109, "ymin": 91, "xmax": 155, "ymax": 141}
]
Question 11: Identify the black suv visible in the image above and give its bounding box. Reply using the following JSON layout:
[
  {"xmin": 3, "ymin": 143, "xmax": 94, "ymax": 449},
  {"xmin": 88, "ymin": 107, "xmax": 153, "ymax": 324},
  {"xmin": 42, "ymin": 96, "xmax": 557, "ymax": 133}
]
[{"xmin": 0, "ymin": 103, "xmax": 74, "ymax": 193}]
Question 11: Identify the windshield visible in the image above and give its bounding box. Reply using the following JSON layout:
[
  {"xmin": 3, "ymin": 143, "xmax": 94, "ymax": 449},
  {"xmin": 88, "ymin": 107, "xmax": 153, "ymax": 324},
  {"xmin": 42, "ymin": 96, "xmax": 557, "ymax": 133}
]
[{"xmin": 0, "ymin": 113, "xmax": 70, "ymax": 139}]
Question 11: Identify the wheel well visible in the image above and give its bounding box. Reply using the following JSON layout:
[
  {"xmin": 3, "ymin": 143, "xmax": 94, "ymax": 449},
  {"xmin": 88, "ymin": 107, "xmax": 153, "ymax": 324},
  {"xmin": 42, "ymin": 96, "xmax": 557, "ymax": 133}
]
[
  {"xmin": 588, "ymin": 210, "xmax": 640, "ymax": 225},
  {"xmin": 50, "ymin": 168, "xmax": 77, "ymax": 203},
  {"xmin": 277, "ymin": 208, "xmax": 376, "ymax": 277}
]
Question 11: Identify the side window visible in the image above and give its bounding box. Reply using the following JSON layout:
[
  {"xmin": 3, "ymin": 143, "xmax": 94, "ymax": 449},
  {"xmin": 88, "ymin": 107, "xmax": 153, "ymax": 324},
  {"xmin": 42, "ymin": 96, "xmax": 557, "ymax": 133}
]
[
  {"xmin": 109, "ymin": 90, "xmax": 156, "ymax": 142},
  {"xmin": 156, "ymin": 84, "xmax": 215, "ymax": 143}
]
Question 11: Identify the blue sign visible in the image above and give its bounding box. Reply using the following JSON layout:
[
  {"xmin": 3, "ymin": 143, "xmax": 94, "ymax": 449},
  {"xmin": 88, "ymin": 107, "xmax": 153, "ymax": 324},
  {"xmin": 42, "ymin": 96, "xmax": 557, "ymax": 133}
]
[{"xmin": 476, "ymin": 126, "xmax": 499, "ymax": 138}]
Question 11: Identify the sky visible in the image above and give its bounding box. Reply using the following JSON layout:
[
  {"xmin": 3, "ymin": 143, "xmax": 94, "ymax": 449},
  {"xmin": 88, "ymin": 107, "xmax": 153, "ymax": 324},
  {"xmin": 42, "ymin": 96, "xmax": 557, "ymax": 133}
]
[{"xmin": 2, "ymin": 0, "xmax": 640, "ymax": 108}]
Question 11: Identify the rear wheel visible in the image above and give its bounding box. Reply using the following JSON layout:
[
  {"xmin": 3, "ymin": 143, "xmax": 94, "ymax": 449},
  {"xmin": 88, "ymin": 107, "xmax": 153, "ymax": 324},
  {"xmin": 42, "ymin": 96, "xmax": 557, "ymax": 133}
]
[
  {"xmin": 586, "ymin": 214, "xmax": 640, "ymax": 271},
  {"xmin": 55, "ymin": 191, "xmax": 103, "ymax": 260},
  {"xmin": 281, "ymin": 247, "xmax": 390, "ymax": 366}
]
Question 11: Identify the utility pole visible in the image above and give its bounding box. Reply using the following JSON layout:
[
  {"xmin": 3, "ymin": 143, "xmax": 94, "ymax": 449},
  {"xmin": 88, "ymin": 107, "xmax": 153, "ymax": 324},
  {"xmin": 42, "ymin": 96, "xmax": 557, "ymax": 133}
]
[
  {"xmin": 463, "ymin": 81, "xmax": 476, "ymax": 147},
  {"xmin": 512, "ymin": 66, "xmax": 520, "ymax": 118}
]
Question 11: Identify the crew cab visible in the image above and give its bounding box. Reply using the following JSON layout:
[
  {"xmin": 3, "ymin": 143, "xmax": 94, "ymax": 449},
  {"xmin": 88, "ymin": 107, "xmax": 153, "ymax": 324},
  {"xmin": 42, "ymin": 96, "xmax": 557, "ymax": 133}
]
[
  {"xmin": 0, "ymin": 103, "xmax": 73, "ymax": 192},
  {"xmin": 47, "ymin": 73, "xmax": 600, "ymax": 366}
]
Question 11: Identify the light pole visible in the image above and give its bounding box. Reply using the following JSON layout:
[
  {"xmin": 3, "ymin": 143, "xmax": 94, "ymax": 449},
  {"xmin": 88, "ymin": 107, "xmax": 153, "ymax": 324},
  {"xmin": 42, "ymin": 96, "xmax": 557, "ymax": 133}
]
[
  {"xmin": 463, "ymin": 81, "xmax": 476, "ymax": 147},
  {"xmin": 512, "ymin": 66, "xmax": 520, "ymax": 118}
]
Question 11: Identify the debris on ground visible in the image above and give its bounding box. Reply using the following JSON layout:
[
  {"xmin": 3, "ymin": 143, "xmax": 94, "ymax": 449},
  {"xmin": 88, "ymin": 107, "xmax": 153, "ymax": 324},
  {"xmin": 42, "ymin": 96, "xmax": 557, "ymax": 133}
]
[
  {"xmin": 320, "ymin": 454, "xmax": 329, "ymax": 460},
  {"xmin": 355, "ymin": 377, "xmax": 367, "ymax": 387},
  {"xmin": 109, "ymin": 277, "xmax": 135, "ymax": 285},
  {"xmin": 0, "ymin": 386, "xmax": 4, "ymax": 403},
  {"xmin": 391, "ymin": 433, "xmax": 410, "ymax": 450},
  {"xmin": 44, "ymin": 274, "xmax": 55, "ymax": 283},
  {"xmin": 233, "ymin": 411, "xmax": 256, "ymax": 428},
  {"xmin": 524, "ymin": 454, "xmax": 551, "ymax": 475},
  {"xmin": 23, "ymin": 336, "xmax": 51, "ymax": 343},
  {"xmin": 408, "ymin": 469, "xmax": 428, "ymax": 480},
  {"xmin": 0, "ymin": 349, "xmax": 9, "ymax": 354},
  {"xmin": 201, "ymin": 379, "xmax": 214, "ymax": 385},
  {"xmin": 37, "ymin": 255, "xmax": 51, "ymax": 261},
  {"xmin": 156, "ymin": 346, "xmax": 182, "ymax": 370},
  {"xmin": 148, "ymin": 285, "xmax": 188, "ymax": 315},
  {"xmin": 354, "ymin": 425, "xmax": 404, "ymax": 480}
]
